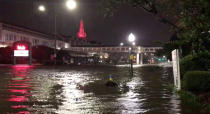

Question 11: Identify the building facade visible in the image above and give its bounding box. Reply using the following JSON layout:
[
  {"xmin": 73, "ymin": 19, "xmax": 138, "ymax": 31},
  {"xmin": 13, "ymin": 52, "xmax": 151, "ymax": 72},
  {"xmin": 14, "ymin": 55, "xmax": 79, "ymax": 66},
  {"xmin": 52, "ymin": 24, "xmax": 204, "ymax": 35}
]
[{"xmin": 0, "ymin": 22, "xmax": 70, "ymax": 49}]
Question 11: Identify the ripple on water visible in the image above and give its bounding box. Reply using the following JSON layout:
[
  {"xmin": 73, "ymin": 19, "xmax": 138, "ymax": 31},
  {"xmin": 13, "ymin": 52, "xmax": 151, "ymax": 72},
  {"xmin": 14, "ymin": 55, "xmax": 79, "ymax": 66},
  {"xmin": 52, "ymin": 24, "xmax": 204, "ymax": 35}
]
[{"xmin": 0, "ymin": 65, "xmax": 192, "ymax": 114}]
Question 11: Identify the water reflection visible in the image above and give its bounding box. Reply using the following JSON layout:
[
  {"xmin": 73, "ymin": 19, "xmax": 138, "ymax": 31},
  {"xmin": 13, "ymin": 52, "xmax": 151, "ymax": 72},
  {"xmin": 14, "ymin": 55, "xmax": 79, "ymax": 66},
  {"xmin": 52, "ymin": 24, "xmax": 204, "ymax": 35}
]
[
  {"xmin": 6, "ymin": 65, "xmax": 32, "ymax": 114},
  {"xmin": 0, "ymin": 65, "xmax": 194, "ymax": 113},
  {"xmin": 52, "ymin": 71, "xmax": 101, "ymax": 114},
  {"xmin": 118, "ymin": 75, "xmax": 147, "ymax": 114},
  {"xmin": 0, "ymin": 65, "xmax": 67, "ymax": 113}
]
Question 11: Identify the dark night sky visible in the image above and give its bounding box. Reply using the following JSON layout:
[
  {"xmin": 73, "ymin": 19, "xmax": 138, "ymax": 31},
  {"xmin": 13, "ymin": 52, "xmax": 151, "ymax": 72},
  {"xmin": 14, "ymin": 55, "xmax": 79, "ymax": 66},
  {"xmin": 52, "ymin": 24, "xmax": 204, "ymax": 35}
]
[{"xmin": 0, "ymin": 0, "xmax": 173, "ymax": 46}]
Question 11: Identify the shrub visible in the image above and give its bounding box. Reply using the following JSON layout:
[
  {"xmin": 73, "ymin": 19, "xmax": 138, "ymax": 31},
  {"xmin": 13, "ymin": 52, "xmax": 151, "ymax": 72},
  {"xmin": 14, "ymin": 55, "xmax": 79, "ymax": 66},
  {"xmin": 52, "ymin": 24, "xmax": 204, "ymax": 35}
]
[
  {"xmin": 178, "ymin": 90, "xmax": 200, "ymax": 108},
  {"xmin": 32, "ymin": 45, "xmax": 54, "ymax": 64},
  {"xmin": 180, "ymin": 52, "xmax": 210, "ymax": 78},
  {"xmin": 183, "ymin": 71, "xmax": 210, "ymax": 93},
  {"xmin": 0, "ymin": 47, "xmax": 13, "ymax": 64},
  {"xmin": 206, "ymin": 104, "xmax": 210, "ymax": 114},
  {"xmin": 180, "ymin": 55, "xmax": 193, "ymax": 77}
]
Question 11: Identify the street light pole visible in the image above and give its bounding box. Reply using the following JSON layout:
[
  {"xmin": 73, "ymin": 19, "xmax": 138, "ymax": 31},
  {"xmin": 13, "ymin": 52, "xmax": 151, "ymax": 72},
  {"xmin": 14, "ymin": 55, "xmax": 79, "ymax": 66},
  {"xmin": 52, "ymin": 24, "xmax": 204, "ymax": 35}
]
[
  {"xmin": 129, "ymin": 47, "xmax": 133, "ymax": 75},
  {"xmin": 54, "ymin": 9, "xmax": 57, "ymax": 65},
  {"xmin": 128, "ymin": 33, "xmax": 135, "ymax": 76},
  {"xmin": 38, "ymin": 0, "xmax": 77, "ymax": 65}
]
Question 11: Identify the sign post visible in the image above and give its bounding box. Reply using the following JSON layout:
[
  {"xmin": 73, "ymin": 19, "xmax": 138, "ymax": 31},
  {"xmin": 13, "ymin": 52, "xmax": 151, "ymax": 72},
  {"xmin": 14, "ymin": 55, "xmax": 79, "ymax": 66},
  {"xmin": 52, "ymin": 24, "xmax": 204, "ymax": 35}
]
[
  {"xmin": 29, "ymin": 44, "xmax": 32, "ymax": 65},
  {"xmin": 129, "ymin": 48, "xmax": 134, "ymax": 76},
  {"xmin": 13, "ymin": 41, "xmax": 31, "ymax": 65},
  {"xmin": 172, "ymin": 49, "xmax": 181, "ymax": 90}
]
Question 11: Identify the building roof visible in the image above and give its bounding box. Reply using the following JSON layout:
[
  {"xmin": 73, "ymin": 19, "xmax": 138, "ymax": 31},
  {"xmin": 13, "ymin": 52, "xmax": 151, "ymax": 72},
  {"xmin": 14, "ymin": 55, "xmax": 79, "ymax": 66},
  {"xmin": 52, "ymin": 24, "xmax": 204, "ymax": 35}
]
[{"xmin": 0, "ymin": 22, "xmax": 69, "ymax": 41}]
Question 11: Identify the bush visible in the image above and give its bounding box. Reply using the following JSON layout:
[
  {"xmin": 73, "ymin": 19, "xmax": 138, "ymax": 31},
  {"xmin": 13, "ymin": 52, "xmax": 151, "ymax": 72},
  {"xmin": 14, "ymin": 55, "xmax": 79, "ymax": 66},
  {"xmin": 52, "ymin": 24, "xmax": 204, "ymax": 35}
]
[
  {"xmin": 180, "ymin": 52, "xmax": 210, "ymax": 78},
  {"xmin": 0, "ymin": 47, "xmax": 13, "ymax": 64},
  {"xmin": 180, "ymin": 55, "xmax": 193, "ymax": 77},
  {"xmin": 178, "ymin": 90, "xmax": 200, "ymax": 108},
  {"xmin": 206, "ymin": 104, "xmax": 210, "ymax": 114},
  {"xmin": 32, "ymin": 45, "xmax": 54, "ymax": 64},
  {"xmin": 183, "ymin": 71, "xmax": 210, "ymax": 93}
]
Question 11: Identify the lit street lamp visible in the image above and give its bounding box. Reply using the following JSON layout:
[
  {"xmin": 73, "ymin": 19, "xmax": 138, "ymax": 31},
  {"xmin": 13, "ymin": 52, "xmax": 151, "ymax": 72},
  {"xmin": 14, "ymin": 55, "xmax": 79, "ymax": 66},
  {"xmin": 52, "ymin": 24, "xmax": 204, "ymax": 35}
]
[
  {"xmin": 128, "ymin": 33, "xmax": 135, "ymax": 42},
  {"xmin": 66, "ymin": 0, "xmax": 77, "ymax": 10},
  {"xmin": 128, "ymin": 33, "xmax": 136, "ymax": 76},
  {"xmin": 38, "ymin": 5, "xmax": 45, "ymax": 12},
  {"xmin": 38, "ymin": 0, "xmax": 76, "ymax": 65},
  {"xmin": 132, "ymin": 42, "xmax": 135, "ymax": 46},
  {"xmin": 120, "ymin": 42, "xmax": 124, "ymax": 46}
]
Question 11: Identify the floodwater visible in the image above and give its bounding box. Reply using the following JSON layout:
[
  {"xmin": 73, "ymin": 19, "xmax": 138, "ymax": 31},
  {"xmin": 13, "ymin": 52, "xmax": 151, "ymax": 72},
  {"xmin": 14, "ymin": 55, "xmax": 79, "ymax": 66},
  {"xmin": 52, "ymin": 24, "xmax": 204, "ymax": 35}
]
[{"xmin": 0, "ymin": 65, "xmax": 195, "ymax": 114}]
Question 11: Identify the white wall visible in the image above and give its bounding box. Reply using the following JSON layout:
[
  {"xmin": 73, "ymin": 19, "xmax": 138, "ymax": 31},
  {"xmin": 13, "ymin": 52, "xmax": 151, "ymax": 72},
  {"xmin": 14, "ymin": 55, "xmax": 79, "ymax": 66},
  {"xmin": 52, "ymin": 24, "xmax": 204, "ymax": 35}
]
[{"xmin": 0, "ymin": 29, "xmax": 56, "ymax": 48}]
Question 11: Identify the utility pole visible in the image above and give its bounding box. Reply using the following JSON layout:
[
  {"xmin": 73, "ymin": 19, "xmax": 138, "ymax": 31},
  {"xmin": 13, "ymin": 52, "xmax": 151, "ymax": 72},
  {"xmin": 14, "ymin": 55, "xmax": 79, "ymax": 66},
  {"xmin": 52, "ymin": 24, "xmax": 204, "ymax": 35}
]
[{"xmin": 54, "ymin": 10, "xmax": 57, "ymax": 65}]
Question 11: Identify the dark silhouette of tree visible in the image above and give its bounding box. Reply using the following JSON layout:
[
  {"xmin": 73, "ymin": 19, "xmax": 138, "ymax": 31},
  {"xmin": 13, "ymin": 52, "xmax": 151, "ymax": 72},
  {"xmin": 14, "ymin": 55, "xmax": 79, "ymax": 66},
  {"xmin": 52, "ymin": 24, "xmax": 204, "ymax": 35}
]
[
  {"xmin": 0, "ymin": 47, "xmax": 13, "ymax": 64},
  {"xmin": 32, "ymin": 45, "xmax": 53, "ymax": 64},
  {"xmin": 101, "ymin": 0, "xmax": 210, "ymax": 55}
]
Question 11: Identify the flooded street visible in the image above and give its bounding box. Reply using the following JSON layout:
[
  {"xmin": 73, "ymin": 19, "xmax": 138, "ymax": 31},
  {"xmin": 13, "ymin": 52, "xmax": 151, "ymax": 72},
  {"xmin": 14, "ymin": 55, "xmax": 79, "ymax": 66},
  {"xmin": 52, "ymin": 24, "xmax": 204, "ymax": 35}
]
[{"xmin": 0, "ymin": 65, "xmax": 190, "ymax": 114}]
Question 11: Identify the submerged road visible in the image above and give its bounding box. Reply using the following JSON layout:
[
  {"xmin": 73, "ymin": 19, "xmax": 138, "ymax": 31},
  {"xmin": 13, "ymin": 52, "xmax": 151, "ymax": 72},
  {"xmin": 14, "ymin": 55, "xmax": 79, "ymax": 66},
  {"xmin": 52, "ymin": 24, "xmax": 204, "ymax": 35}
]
[{"xmin": 0, "ymin": 65, "xmax": 197, "ymax": 113}]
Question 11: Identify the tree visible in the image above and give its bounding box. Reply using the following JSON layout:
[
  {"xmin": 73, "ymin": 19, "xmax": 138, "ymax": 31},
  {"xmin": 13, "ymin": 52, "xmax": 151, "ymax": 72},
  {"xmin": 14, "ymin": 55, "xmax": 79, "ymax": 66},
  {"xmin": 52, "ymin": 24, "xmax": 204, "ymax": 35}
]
[
  {"xmin": 108, "ymin": 53, "xmax": 122, "ymax": 65},
  {"xmin": 0, "ymin": 47, "xmax": 13, "ymax": 64},
  {"xmin": 93, "ymin": 54, "xmax": 100, "ymax": 64},
  {"xmin": 100, "ymin": 0, "xmax": 210, "ymax": 55},
  {"xmin": 32, "ymin": 45, "xmax": 54, "ymax": 64}
]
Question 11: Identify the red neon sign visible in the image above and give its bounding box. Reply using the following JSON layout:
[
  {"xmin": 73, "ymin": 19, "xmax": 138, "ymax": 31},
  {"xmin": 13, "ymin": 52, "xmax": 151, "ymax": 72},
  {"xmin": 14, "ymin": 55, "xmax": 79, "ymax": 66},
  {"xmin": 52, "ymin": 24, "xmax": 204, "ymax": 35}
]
[
  {"xmin": 14, "ymin": 44, "xmax": 29, "ymax": 57},
  {"xmin": 17, "ymin": 45, "xmax": 26, "ymax": 50}
]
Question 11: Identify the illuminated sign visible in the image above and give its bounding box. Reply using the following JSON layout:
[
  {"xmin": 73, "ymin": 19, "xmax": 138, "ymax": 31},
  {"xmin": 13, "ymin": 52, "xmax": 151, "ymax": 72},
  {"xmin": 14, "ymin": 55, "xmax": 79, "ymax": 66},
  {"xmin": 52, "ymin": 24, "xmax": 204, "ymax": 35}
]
[
  {"xmin": 14, "ymin": 50, "xmax": 29, "ymax": 57},
  {"xmin": 13, "ymin": 41, "xmax": 32, "ymax": 65},
  {"xmin": 17, "ymin": 45, "xmax": 26, "ymax": 50},
  {"xmin": 14, "ymin": 44, "xmax": 29, "ymax": 57}
]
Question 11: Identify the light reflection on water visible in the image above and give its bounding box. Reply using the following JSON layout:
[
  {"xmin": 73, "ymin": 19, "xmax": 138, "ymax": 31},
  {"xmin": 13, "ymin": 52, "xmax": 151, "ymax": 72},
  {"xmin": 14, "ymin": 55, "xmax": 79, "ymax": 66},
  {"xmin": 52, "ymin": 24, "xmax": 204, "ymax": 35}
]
[
  {"xmin": 117, "ymin": 76, "xmax": 147, "ymax": 114},
  {"xmin": 0, "ymin": 65, "xmax": 194, "ymax": 114},
  {"xmin": 3, "ymin": 65, "xmax": 33, "ymax": 114}
]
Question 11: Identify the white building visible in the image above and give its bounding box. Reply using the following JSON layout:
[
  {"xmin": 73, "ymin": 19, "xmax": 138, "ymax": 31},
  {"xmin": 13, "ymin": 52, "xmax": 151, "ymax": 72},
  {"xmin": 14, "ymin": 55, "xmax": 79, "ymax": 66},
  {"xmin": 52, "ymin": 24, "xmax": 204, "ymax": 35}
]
[{"xmin": 0, "ymin": 22, "xmax": 70, "ymax": 49}]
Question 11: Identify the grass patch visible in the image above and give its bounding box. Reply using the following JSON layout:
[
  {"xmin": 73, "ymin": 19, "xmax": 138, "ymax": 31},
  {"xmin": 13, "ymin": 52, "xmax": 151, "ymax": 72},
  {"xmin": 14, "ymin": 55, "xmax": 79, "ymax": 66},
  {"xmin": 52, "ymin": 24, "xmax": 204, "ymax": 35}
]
[{"xmin": 178, "ymin": 91, "xmax": 201, "ymax": 108}]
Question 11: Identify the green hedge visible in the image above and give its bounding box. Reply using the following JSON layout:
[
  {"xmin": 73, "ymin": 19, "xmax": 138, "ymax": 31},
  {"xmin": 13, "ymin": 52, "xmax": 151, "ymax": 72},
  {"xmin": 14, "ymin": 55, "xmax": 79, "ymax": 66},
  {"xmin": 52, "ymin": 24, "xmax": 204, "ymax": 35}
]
[
  {"xmin": 180, "ymin": 55, "xmax": 193, "ymax": 77},
  {"xmin": 178, "ymin": 90, "xmax": 201, "ymax": 108},
  {"xmin": 183, "ymin": 71, "xmax": 210, "ymax": 93},
  {"xmin": 180, "ymin": 52, "xmax": 210, "ymax": 78}
]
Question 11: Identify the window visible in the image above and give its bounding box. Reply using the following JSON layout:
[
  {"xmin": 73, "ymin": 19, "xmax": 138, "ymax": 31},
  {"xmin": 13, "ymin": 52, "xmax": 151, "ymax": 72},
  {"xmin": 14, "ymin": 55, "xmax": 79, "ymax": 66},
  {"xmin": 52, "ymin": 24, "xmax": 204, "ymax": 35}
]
[
  {"xmin": 14, "ymin": 35, "xmax": 16, "ymax": 41},
  {"xmin": 6, "ymin": 34, "xmax": 9, "ymax": 41},
  {"xmin": 9, "ymin": 34, "xmax": 13, "ymax": 40},
  {"xmin": 24, "ymin": 37, "xmax": 27, "ymax": 41},
  {"xmin": 21, "ymin": 36, "xmax": 24, "ymax": 40},
  {"xmin": 42, "ymin": 41, "xmax": 48, "ymax": 46},
  {"xmin": 33, "ymin": 39, "xmax": 39, "ymax": 45},
  {"xmin": 33, "ymin": 39, "xmax": 36, "ymax": 45}
]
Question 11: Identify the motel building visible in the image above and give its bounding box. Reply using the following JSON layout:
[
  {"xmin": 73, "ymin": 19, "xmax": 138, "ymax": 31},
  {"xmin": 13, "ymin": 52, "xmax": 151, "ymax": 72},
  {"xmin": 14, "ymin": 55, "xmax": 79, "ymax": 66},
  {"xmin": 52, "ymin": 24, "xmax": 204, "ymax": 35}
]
[{"xmin": 0, "ymin": 22, "xmax": 70, "ymax": 49}]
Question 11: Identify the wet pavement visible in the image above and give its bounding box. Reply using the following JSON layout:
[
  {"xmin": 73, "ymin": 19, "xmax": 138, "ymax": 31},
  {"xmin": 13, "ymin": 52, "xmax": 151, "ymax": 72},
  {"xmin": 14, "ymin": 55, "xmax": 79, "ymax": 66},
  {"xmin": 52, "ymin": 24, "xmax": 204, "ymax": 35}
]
[{"xmin": 0, "ymin": 65, "xmax": 196, "ymax": 114}]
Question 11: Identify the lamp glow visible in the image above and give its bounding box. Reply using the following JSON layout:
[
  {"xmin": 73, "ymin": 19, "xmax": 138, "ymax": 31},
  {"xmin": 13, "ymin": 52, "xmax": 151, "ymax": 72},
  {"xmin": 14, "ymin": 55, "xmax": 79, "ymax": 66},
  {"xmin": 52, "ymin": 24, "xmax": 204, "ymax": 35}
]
[
  {"xmin": 128, "ymin": 33, "xmax": 135, "ymax": 42},
  {"xmin": 38, "ymin": 5, "xmax": 45, "ymax": 12},
  {"xmin": 120, "ymin": 42, "xmax": 124, "ymax": 46},
  {"xmin": 66, "ymin": 0, "xmax": 76, "ymax": 10}
]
